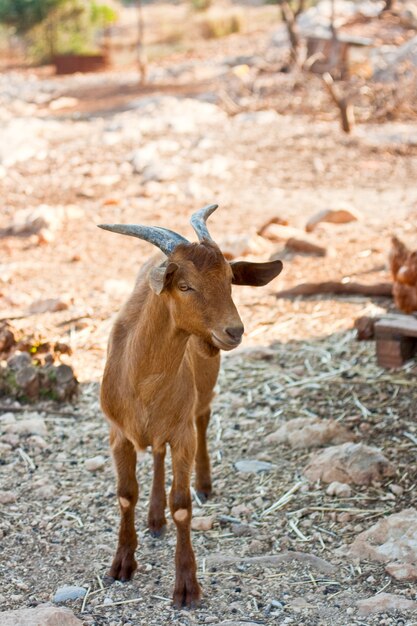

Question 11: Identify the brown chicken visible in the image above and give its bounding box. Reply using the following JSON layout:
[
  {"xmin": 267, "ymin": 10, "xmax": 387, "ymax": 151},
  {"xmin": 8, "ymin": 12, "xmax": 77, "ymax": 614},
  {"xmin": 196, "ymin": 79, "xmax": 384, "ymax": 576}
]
[{"xmin": 389, "ymin": 236, "xmax": 417, "ymax": 313}]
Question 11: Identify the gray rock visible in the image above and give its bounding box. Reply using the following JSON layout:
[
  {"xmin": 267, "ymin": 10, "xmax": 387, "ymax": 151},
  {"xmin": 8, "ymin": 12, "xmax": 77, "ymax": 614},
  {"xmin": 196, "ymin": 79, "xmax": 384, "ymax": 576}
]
[
  {"xmin": 7, "ymin": 352, "xmax": 31, "ymax": 371},
  {"xmin": 53, "ymin": 585, "xmax": 87, "ymax": 603},
  {"xmin": 388, "ymin": 483, "xmax": 403, "ymax": 496},
  {"xmin": 266, "ymin": 417, "xmax": 354, "ymax": 449},
  {"xmin": 326, "ymin": 481, "xmax": 352, "ymax": 498},
  {"xmin": 85, "ymin": 455, "xmax": 106, "ymax": 471},
  {"xmin": 304, "ymin": 442, "xmax": 395, "ymax": 485},
  {"xmin": 0, "ymin": 412, "xmax": 16, "ymax": 425},
  {"xmin": 347, "ymin": 508, "xmax": 417, "ymax": 578},
  {"xmin": 231, "ymin": 523, "xmax": 256, "ymax": 537},
  {"xmin": 27, "ymin": 434, "xmax": 48, "ymax": 449},
  {"xmin": 4, "ymin": 417, "xmax": 47, "ymax": 437},
  {"xmin": 235, "ymin": 459, "xmax": 273, "ymax": 473},
  {"xmin": 55, "ymin": 363, "xmax": 76, "ymax": 385},
  {"xmin": 0, "ymin": 490, "xmax": 17, "ymax": 504},
  {"xmin": 0, "ymin": 604, "xmax": 83, "ymax": 625},
  {"xmin": 3, "ymin": 205, "xmax": 63, "ymax": 236},
  {"xmin": 34, "ymin": 484, "xmax": 57, "ymax": 500},
  {"xmin": 28, "ymin": 297, "xmax": 71, "ymax": 315},
  {"xmin": 385, "ymin": 562, "xmax": 417, "ymax": 581},
  {"xmin": 141, "ymin": 163, "xmax": 178, "ymax": 183},
  {"xmin": 374, "ymin": 34, "xmax": 417, "ymax": 82},
  {"xmin": 15, "ymin": 366, "xmax": 40, "ymax": 398},
  {"xmin": 356, "ymin": 592, "xmax": 417, "ymax": 616}
]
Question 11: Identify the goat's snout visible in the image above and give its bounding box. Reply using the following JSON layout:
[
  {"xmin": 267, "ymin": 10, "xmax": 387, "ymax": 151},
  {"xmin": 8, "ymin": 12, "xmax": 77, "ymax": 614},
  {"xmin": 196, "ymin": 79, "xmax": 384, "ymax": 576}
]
[
  {"xmin": 211, "ymin": 324, "xmax": 244, "ymax": 351},
  {"xmin": 225, "ymin": 326, "xmax": 244, "ymax": 343}
]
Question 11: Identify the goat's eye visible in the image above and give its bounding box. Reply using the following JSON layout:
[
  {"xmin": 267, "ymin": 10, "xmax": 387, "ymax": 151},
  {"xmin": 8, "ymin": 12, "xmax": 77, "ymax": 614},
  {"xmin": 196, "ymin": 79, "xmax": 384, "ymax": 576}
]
[{"xmin": 178, "ymin": 282, "xmax": 192, "ymax": 292}]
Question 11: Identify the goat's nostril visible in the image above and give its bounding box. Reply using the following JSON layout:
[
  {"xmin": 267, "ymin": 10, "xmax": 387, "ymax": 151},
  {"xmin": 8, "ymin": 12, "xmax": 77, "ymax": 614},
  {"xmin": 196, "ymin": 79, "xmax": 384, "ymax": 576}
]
[{"xmin": 225, "ymin": 326, "xmax": 244, "ymax": 342}]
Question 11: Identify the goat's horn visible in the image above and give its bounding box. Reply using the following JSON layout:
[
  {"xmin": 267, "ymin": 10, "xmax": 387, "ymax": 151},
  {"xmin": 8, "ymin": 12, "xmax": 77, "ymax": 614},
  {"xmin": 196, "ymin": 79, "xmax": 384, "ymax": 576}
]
[
  {"xmin": 190, "ymin": 204, "xmax": 218, "ymax": 242},
  {"xmin": 98, "ymin": 224, "xmax": 188, "ymax": 256}
]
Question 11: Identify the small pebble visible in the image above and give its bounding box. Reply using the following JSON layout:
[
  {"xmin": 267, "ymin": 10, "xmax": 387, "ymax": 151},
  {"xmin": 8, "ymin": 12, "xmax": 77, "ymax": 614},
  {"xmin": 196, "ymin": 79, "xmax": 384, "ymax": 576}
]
[
  {"xmin": 235, "ymin": 459, "xmax": 273, "ymax": 473},
  {"xmin": 231, "ymin": 503, "xmax": 250, "ymax": 517},
  {"xmin": 0, "ymin": 412, "xmax": 16, "ymax": 425},
  {"xmin": 0, "ymin": 490, "xmax": 17, "ymax": 504},
  {"xmin": 34, "ymin": 485, "xmax": 57, "ymax": 499},
  {"xmin": 191, "ymin": 515, "xmax": 215, "ymax": 531},
  {"xmin": 85, "ymin": 455, "xmax": 106, "ymax": 471},
  {"xmin": 389, "ymin": 483, "xmax": 404, "ymax": 496},
  {"xmin": 27, "ymin": 435, "xmax": 48, "ymax": 449},
  {"xmin": 53, "ymin": 585, "xmax": 87, "ymax": 603},
  {"xmin": 326, "ymin": 481, "xmax": 352, "ymax": 498}
]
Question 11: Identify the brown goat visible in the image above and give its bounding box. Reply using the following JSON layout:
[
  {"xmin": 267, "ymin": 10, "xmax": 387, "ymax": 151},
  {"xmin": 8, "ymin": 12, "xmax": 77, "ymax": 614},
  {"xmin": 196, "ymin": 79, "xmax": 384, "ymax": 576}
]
[{"xmin": 99, "ymin": 205, "xmax": 283, "ymax": 608}]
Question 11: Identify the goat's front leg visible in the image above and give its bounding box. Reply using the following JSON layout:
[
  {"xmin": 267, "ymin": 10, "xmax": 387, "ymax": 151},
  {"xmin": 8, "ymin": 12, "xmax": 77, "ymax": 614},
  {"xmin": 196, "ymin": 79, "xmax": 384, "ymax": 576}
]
[
  {"xmin": 148, "ymin": 445, "xmax": 167, "ymax": 537},
  {"xmin": 109, "ymin": 427, "xmax": 138, "ymax": 582},
  {"xmin": 195, "ymin": 410, "xmax": 212, "ymax": 502},
  {"xmin": 170, "ymin": 435, "xmax": 201, "ymax": 608}
]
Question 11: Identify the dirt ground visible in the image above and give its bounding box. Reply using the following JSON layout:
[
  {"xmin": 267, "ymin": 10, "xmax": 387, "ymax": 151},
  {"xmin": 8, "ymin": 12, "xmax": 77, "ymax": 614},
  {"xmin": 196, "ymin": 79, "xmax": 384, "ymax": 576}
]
[{"xmin": 1, "ymin": 11, "xmax": 417, "ymax": 626}]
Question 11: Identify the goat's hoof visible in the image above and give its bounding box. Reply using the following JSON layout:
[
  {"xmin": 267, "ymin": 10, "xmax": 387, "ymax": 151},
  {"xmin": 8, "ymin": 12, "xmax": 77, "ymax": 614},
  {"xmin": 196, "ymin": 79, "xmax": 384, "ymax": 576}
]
[
  {"xmin": 148, "ymin": 516, "xmax": 167, "ymax": 538},
  {"xmin": 109, "ymin": 548, "xmax": 137, "ymax": 582},
  {"xmin": 196, "ymin": 488, "xmax": 212, "ymax": 504},
  {"xmin": 172, "ymin": 578, "xmax": 201, "ymax": 609},
  {"xmin": 149, "ymin": 524, "xmax": 167, "ymax": 539}
]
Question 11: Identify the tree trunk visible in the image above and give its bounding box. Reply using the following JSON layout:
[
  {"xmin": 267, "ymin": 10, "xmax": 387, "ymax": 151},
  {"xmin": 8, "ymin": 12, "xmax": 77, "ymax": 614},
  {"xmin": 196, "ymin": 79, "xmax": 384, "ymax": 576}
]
[{"xmin": 280, "ymin": 1, "xmax": 300, "ymax": 66}]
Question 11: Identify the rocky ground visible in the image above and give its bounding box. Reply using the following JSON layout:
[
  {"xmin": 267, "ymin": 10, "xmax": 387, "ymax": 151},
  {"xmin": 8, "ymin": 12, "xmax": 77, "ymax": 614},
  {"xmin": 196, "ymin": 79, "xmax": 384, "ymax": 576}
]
[{"xmin": 1, "ymin": 12, "xmax": 417, "ymax": 626}]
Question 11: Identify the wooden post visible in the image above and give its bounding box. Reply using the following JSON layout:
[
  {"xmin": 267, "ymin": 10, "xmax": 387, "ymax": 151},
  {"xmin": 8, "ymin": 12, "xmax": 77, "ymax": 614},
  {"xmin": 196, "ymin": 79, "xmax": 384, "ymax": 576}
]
[
  {"xmin": 375, "ymin": 317, "xmax": 417, "ymax": 368},
  {"xmin": 137, "ymin": 0, "xmax": 147, "ymax": 85}
]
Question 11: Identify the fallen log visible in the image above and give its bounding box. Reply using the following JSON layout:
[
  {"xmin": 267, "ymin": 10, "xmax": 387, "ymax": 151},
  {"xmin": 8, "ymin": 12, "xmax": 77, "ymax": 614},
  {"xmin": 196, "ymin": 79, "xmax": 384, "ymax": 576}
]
[{"xmin": 275, "ymin": 281, "xmax": 393, "ymax": 298}]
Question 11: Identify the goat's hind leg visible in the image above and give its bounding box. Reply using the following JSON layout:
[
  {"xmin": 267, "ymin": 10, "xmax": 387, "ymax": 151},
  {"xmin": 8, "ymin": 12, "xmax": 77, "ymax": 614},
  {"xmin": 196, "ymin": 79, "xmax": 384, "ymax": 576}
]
[
  {"xmin": 109, "ymin": 427, "xmax": 139, "ymax": 582},
  {"xmin": 148, "ymin": 445, "xmax": 167, "ymax": 537}
]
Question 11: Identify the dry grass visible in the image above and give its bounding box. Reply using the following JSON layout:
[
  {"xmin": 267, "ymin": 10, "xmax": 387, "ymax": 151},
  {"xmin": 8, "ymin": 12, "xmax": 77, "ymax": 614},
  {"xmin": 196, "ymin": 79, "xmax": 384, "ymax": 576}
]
[{"xmin": 199, "ymin": 11, "xmax": 245, "ymax": 39}]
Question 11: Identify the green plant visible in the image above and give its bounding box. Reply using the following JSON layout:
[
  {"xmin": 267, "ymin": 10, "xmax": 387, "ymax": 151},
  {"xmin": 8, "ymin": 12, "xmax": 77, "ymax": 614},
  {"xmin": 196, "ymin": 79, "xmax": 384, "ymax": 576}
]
[
  {"xmin": 0, "ymin": 0, "xmax": 66, "ymax": 34},
  {"xmin": 190, "ymin": 0, "xmax": 212, "ymax": 12},
  {"xmin": 30, "ymin": 0, "xmax": 117, "ymax": 61},
  {"xmin": 0, "ymin": 0, "xmax": 117, "ymax": 62}
]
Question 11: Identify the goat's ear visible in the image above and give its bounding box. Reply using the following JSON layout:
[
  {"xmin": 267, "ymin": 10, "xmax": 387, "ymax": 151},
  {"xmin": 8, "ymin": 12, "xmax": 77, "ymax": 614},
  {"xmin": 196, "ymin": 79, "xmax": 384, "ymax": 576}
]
[
  {"xmin": 231, "ymin": 260, "xmax": 283, "ymax": 286},
  {"xmin": 149, "ymin": 262, "xmax": 178, "ymax": 295}
]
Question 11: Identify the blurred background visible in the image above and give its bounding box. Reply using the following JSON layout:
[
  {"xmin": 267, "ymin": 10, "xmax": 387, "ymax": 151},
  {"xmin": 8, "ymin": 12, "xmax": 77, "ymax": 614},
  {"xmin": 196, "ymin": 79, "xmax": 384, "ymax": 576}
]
[{"xmin": 1, "ymin": 2, "xmax": 417, "ymax": 625}]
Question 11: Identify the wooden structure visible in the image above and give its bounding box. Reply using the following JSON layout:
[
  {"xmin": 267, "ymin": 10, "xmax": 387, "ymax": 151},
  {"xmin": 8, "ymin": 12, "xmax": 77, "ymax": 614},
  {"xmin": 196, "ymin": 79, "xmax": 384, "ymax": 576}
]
[
  {"xmin": 54, "ymin": 54, "xmax": 108, "ymax": 75},
  {"xmin": 375, "ymin": 315, "xmax": 417, "ymax": 368}
]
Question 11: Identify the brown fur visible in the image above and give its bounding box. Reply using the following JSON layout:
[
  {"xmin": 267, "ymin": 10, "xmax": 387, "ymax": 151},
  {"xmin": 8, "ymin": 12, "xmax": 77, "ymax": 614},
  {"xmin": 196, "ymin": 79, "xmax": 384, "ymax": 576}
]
[
  {"xmin": 389, "ymin": 236, "xmax": 417, "ymax": 313},
  {"xmin": 100, "ymin": 240, "xmax": 282, "ymax": 608}
]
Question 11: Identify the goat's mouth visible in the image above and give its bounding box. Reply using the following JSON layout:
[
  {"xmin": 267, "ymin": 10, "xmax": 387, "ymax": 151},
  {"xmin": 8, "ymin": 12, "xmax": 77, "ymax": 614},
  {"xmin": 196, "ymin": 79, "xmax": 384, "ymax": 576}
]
[{"xmin": 210, "ymin": 332, "xmax": 241, "ymax": 351}]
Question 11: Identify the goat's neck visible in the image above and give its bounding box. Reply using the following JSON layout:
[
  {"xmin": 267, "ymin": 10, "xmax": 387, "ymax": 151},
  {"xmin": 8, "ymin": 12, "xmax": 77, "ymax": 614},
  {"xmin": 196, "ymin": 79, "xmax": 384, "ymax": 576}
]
[{"xmin": 130, "ymin": 291, "xmax": 189, "ymax": 381}]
